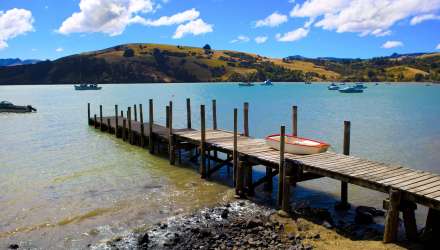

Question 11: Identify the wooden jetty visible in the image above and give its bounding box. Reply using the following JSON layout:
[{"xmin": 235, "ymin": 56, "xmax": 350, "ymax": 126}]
[{"xmin": 87, "ymin": 100, "xmax": 440, "ymax": 243}]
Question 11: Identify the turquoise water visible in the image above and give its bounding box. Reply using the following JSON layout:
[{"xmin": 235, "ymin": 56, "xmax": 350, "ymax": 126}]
[{"xmin": 1, "ymin": 82, "xmax": 439, "ymax": 248}]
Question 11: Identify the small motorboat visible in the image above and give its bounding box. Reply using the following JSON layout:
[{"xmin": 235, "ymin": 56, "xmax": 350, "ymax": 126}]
[
  {"xmin": 265, "ymin": 134, "xmax": 330, "ymax": 155},
  {"xmin": 238, "ymin": 82, "xmax": 254, "ymax": 87},
  {"xmin": 339, "ymin": 86, "xmax": 363, "ymax": 93},
  {"xmin": 74, "ymin": 83, "xmax": 102, "ymax": 90},
  {"xmin": 261, "ymin": 79, "xmax": 273, "ymax": 86},
  {"xmin": 328, "ymin": 83, "xmax": 339, "ymax": 90},
  {"xmin": 0, "ymin": 101, "xmax": 37, "ymax": 113}
]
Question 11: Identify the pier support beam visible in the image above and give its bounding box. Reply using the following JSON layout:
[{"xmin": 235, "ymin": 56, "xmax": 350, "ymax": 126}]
[
  {"xmin": 292, "ymin": 106, "xmax": 298, "ymax": 136},
  {"xmin": 212, "ymin": 99, "xmax": 218, "ymax": 159},
  {"xmin": 277, "ymin": 126, "xmax": 286, "ymax": 207},
  {"xmin": 235, "ymin": 159, "xmax": 245, "ymax": 199},
  {"xmin": 127, "ymin": 107, "xmax": 132, "ymax": 144},
  {"xmin": 264, "ymin": 166, "xmax": 273, "ymax": 192},
  {"xmin": 115, "ymin": 105, "xmax": 119, "ymax": 137},
  {"xmin": 134, "ymin": 104, "xmax": 137, "ymax": 122},
  {"xmin": 107, "ymin": 118, "xmax": 111, "ymax": 133},
  {"xmin": 233, "ymin": 108, "xmax": 238, "ymax": 185},
  {"xmin": 149, "ymin": 99, "xmax": 154, "ymax": 154},
  {"xmin": 139, "ymin": 104, "xmax": 144, "ymax": 147},
  {"xmin": 336, "ymin": 121, "xmax": 351, "ymax": 210},
  {"xmin": 186, "ymin": 98, "xmax": 191, "ymax": 129},
  {"xmin": 383, "ymin": 189, "xmax": 401, "ymax": 243},
  {"xmin": 99, "ymin": 105, "xmax": 103, "ymax": 131},
  {"xmin": 168, "ymin": 103, "xmax": 176, "ymax": 165},
  {"xmin": 200, "ymin": 105, "xmax": 207, "ymax": 178},
  {"xmin": 122, "ymin": 118, "xmax": 126, "ymax": 141},
  {"xmin": 243, "ymin": 102, "xmax": 249, "ymax": 137},
  {"xmin": 244, "ymin": 163, "xmax": 254, "ymax": 196},
  {"xmin": 94, "ymin": 114, "xmax": 97, "ymax": 128},
  {"xmin": 87, "ymin": 103, "xmax": 91, "ymax": 125}
]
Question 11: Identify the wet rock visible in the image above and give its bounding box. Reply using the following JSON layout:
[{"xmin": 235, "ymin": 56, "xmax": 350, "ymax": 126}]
[
  {"xmin": 8, "ymin": 244, "xmax": 19, "ymax": 249},
  {"xmin": 356, "ymin": 206, "xmax": 385, "ymax": 217},
  {"xmin": 159, "ymin": 223, "xmax": 168, "ymax": 229},
  {"xmin": 221, "ymin": 209, "xmax": 229, "ymax": 219},
  {"xmin": 138, "ymin": 233, "xmax": 149, "ymax": 246},
  {"xmin": 354, "ymin": 207, "xmax": 376, "ymax": 224}
]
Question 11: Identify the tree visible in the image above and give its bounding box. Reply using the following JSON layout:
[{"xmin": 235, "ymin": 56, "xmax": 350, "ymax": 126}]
[
  {"xmin": 123, "ymin": 48, "xmax": 134, "ymax": 57},
  {"xmin": 203, "ymin": 44, "xmax": 211, "ymax": 50},
  {"xmin": 414, "ymin": 73, "xmax": 424, "ymax": 82}
]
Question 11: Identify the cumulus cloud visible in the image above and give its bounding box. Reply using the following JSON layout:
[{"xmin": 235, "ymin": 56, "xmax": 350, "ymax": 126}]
[
  {"xmin": 290, "ymin": 0, "xmax": 440, "ymax": 37},
  {"xmin": 0, "ymin": 8, "xmax": 34, "ymax": 49},
  {"xmin": 255, "ymin": 12, "xmax": 288, "ymax": 27},
  {"xmin": 276, "ymin": 27, "xmax": 309, "ymax": 42},
  {"xmin": 382, "ymin": 40, "xmax": 403, "ymax": 49},
  {"xmin": 436, "ymin": 43, "xmax": 440, "ymax": 50},
  {"xmin": 55, "ymin": 47, "xmax": 64, "ymax": 52},
  {"xmin": 58, "ymin": 0, "xmax": 155, "ymax": 36},
  {"xmin": 410, "ymin": 14, "xmax": 440, "ymax": 25},
  {"xmin": 131, "ymin": 8, "xmax": 199, "ymax": 26},
  {"xmin": 230, "ymin": 35, "xmax": 250, "ymax": 43},
  {"xmin": 172, "ymin": 18, "xmax": 213, "ymax": 39},
  {"xmin": 255, "ymin": 36, "xmax": 268, "ymax": 44}
]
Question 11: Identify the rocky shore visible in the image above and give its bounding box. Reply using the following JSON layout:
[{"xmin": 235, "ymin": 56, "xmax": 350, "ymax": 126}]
[{"xmin": 91, "ymin": 200, "xmax": 420, "ymax": 250}]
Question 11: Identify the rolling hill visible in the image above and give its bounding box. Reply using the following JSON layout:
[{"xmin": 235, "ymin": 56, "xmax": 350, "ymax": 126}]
[{"xmin": 0, "ymin": 43, "xmax": 438, "ymax": 84}]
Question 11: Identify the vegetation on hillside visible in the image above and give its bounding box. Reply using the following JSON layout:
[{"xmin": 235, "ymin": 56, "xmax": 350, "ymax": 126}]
[{"xmin": 0, "ymin": 43, "xmax": 438, "ymax": 84}]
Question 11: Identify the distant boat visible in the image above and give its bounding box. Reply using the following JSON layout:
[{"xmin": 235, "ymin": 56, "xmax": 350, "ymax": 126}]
[
  {"xmin": 238, "ymin": 82, "xmax": 254, "ymax": 87},
  {"xmin": 261, "ymin": 79, "xmax": 273, "ymax": 86},
  {"xmin": 74, "ymin": 83, "xmax": 102, "ymax": 90},
  {"xmin": 375, "ymin": 83, "xmax": 379, "ymax": 85},
  {"xmin": 265, "ymin": 134, "xmax": 330, "ymax": 155},
  {"xmin": 339, "ymin": 86, "xmax": 363, "ymax": 93},
  {"xmin": 355, "ymin": 83, "xmax": 367, "ymax": 89},
  {"xmin": 0, "ymin": 101, "xmax": 37, "ymax": 113},
  {"xmin": 305, "ymin": 81, "xmax": 312, "ymax": 85},
  {"xmin": 328, "ymin": 83, "xmax": 340, "ymax": 90}
]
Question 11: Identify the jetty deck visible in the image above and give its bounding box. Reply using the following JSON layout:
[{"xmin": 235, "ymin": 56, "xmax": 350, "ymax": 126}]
[{"xmin": 88, "ymin": 100, "xmax": 440, "ymax": 243}]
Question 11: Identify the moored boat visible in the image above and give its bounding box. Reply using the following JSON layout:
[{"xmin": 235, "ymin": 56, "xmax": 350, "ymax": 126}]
[
  {"xmin": 339, "ymin": 86, "xmax": 363, "ymax": 93},
  {"xmin": 265, "ymin": 134, "xmax": 330, "ymax": 155},
  {"xmin": 328, "ymin": 83, "xmax": 339, "ymax": 90},
  {"xmin": 0, "ymin": 101, "xmax": 37, "ymax": 113},
  {"xmin": 238, "ymin": 82, "xmax": 254, "ymax": 87},
  {"xmin": 74, "ymin": 83, "xmax": 102, "ymax": 90},
  {"xmin": 355, "ymin": 83, "xmax": 367, "ymax": 89},
  {"xmin": 261, "ymin": 79, "xmax": 273, "ymax": 86}
]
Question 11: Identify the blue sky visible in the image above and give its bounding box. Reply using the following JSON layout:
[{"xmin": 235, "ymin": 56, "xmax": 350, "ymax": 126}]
[{"xmin": 0, "ymin": 0, "xmax": 439, "ymax": 60}]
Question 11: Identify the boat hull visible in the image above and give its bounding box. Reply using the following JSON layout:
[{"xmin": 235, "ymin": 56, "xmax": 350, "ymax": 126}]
[
  {"xmin": 0, "ymin": 105, "xmax": 36, "ymax": 113},
  {"xmin": 74, "ymin": 86, "xmax": 102, "ymax": 90},
  {"xmin": 265, "ymin": 135, "xmax": 330, "ymax": 155}
]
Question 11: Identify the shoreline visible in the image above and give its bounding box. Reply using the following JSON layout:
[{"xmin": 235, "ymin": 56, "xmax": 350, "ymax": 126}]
[{"xmin": 91, "ymin": 200, "xmax": 424, "ymax": 250}]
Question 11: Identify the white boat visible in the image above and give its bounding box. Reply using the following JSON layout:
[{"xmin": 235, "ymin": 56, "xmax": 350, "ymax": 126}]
[
  {"xmin": 261, "ymin": 79, "xmax": 273, "ymax": 86},
  {"xmin": 265, "ymin": 134, "xmax": 330, "ymax": 155},
  {"xmin": 74, "ymin": 83, "xmax": 102, "ymax": 90},
  {"xmin": 328, "ymin": 83, "xmax": 339, "ymax": 90}
]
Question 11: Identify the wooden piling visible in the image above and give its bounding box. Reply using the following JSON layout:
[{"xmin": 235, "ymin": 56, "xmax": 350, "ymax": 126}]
[
  {"xmin": 107, "ymin": 118, "xmax": 111, "ymax": 133},
  {"xmin": 115, "ymin": 105, "xmax": 119, "ymax": 137},
  {"xmin": 186, "ymin": 98, "xmax": 191, "ymax": 129},
  {"xmin": 99, "ymin": 105, "xmax": 103, "ymax": 131},
  {"xmin": 243, "ymin": 102, "xmax": 249, "ymax": 137},
  {"xmin": 282, "ymin": 173, "xmax": 292, "ymax": 213},
  {"xmin": 383, "ymin": 189, "xmax": 401, "ymax": 243},
  {"xmin": 235, "ymin": 160, "xmax": 245, "ymax": 198},
  {"xmin": 200, "ymin": 105, "xmax": 207, "ymax": 178},
  {"xmin": 166, "ymin": 105, "xmax": 169, "ymax": 128},
  {"xmin": 169, "ymin": 104, "xmax": 176, "ymax": 165},
  {"xmin": 127, "ymin": 107, "xmax": 132, "ymax": 144},
  {"xmin": 292, "ymin": 106, "xmax": 298, "ymax": 136},
  {"xmin": 134, "ymin": 104, "xmax": 137, "ymax": 122},
  {"xmin": 149, "ymin": 99, "xmax": 154, "ymax": 154},
  {"xmin": 264, "ymin": 166, "xmax": 273, "ymax": 191},
  {"xmin": 245, "ymin": 163, "xmax": 254, "ymax": 196},
  {"xmin": 277, "ymin": 126, "xmax": 286, "ymax": 207},
  {"xmin": 122, "ymin": 118, "xmax": 127, "ymax": 141},
  {"xmin": 338, "ymin": 121, "xmax": 351, "ymax": 209},
  {"xmin": 139, "ymin": 104, "xmax": 144, "ymax": 147},
  {"xmin": 94, "ymin": 114, "xmax": 97, "ymax": 128},
  {"xmin": 212, "ymin": 99, "xmax": 218, "ymax": 159},
  {"xmin": 401, "ymin": 201, "xmax": 418, "ymax": 241},
  {"xmin": 233, "ymin": 108, "xmax": 238, "ymax": 186},
  {"xmin": 87, "ymin": 103, "xmax": 91, "ymax": 124}
]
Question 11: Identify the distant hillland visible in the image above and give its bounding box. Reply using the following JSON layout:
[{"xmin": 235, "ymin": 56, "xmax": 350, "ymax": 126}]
[
  {"xmin": 0, "ymin": 43, "xmax": 439, "ymax": 84},
  {"xmin": 0, "ymin": 58, "xmax": 41, "ymax": 67}
]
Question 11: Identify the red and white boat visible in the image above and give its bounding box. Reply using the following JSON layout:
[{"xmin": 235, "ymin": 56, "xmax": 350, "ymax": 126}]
[{"xmin": 265, "ymin": 134, "xmax": 330, "ymax": 155}]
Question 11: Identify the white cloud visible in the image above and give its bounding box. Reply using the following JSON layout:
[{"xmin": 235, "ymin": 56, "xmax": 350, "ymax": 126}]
[
  {"xmin": 58, "ymin": 0, "xmax": 155, "ymax": 36},
  {"xmin": 131, "ymin": 8, "xmax": 199, "ymax": 26},
  {"xmin": 230, "ymin": 35, "xmax": 250, "ymax": 43},
  {"xmin": 276, "ymin": 27, "xmax": 309, "ymax": 42},
  {"xmin": 255, "ymin": 36, "xmax": 268, "ymax": 44},
  {"xmin": 410, "ymin": 14, "xmax": 440, "ymax": 25},
  {"xmin": 382, "ymin": 40, "xmax": 403, "ymax": 49},
  {"xmin": 255, "ymin": 12, "xmax": 288, "ymax": 27},
  {"xmin": 172, "ymin": 18, "xmax": 213, "ymax": 39},
  {"xmin": 55, "ymin": 47, "xmax": 64, "ymax": 52},
  {"xmin": 290, "ymin": 0, "xmax": 440, "ymax": 37},
  {"xmin": 436, "ymin": 43, "xmax": 440, "ymax": 50},
  {"xmin": 0, "ymin": 8, "xmax": 34, "ymax": 49}
]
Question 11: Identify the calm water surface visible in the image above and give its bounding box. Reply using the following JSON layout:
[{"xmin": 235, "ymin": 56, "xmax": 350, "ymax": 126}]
[{"xmin": 1, "ymin": 82, "xmax": 439, "ymax": 248}]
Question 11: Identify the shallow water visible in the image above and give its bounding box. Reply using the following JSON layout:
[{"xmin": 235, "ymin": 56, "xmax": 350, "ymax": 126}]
[{"xmin": 1, "ymin": 82, "xmax": 439, "ymax": 248}]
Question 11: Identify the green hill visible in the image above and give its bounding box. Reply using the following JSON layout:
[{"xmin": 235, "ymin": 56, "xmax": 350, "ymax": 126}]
[{"xmin": 0, "ymin": 43, "xmax": 439, "ymax": 84}]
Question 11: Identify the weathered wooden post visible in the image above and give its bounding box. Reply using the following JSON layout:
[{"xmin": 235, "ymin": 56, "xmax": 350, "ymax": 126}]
[
  {"xmin": 122, "ymin": 118, "xmax": 127, "ymax": 141},
  {"xmin": 127, "ymin": 107, "xmax": 132, "ymax": 144},
  {"xmin": 115, "ymin": 105, "xmax": 119, "ymax": 137},
  {"xmin": 401, "ymin": 201, "xmax": 418, "ymax": 241},
  {"xmin": 235, "ymin": 160, "xmax": 245, "ymax": 199},
  {"xmin": 243, "ymin": 102, "xmax": 249, "ymax": 137},
  {"xmin": 107, "ymin": 118, "xmax": 111, "ymax": 133},
  {"xmin": 292, "ymin": 106, "xmax": 298, "ymax": 136},
  {"xmin": 99, "ymin": 105, "xmax": 103, "ymax": 131},
  {"xmin": 264, "ymin": 167, "xmax": 273, "ymax": 191},
  {"xmin": 281, "ymin": 167, "xmax": 292, "ymax": 214},
  {"xmin": 87, "ymin": 103, "xmax": 91, "ymax": 125},
  {"xmin": 166, "ymin": 105, "xmax": 169, "ymax": 128},
  {"xmin": 200, "ymin": 105, "xmax": 207, "ymax": 178},
  {"xmin": 212, "ymin": 99, "xmax": 218, "ymax": 159},
  {"xmin": 134, "ymin": 104, "xmax": 137, "ymax": 122},
  {"xmin": 139, "ymin": 104, "xmax": 144, "ymax": 147},
  {"xmin": 277, "ymin": 126, "xmax": 286, "ymax": 207},
  {"xmin": 168, "ymin": 105, "xmax": 176, "ymax": 165},
  {"xmin": 186, "ymin": 98, "xmax": 191, "ymax": 129},
  {"xmin": 94, "ymin": 114, "xmax": 97, "ymax": 128},
  {"xmin": 245, "ymin": 163, "xmax": 254, "ymax": 196},
  {"xmin": 337, "ymin": 121, "xmax": 351, "ymax": 210},
  {"xmin": 383, "ymin": 189, "xmax": 401, "ymax": 243},
  {"xmin": 233, "ymin": 108, "xmax": 238, "ymax": 185},
  {"xmin": 149, "ymin": 99, "xmax": 154, "ymax": 154}
]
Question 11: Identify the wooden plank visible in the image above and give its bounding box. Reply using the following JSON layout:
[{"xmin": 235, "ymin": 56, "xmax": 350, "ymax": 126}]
[
  {"xmin": 389, "ymin": 173, "xmax": 436, "ymax": 188},
  {"xmin": 404, "ymin": 179, "xmax": 440, "ymax": 193},
  {"xmin": 379, "ymin": 171, "xmax": 430, "ymax": 185}
]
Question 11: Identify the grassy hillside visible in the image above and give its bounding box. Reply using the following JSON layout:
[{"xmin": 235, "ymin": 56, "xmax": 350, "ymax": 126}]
[{"xmin": 0, "ymin": 43, "xmax": 439, "ymax": 84}]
